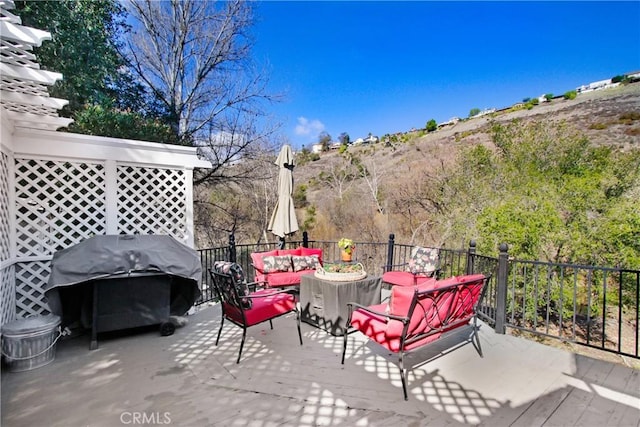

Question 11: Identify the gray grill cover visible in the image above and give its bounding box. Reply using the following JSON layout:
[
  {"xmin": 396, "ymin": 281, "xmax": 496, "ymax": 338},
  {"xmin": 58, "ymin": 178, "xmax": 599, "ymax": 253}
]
[{"xmin": 45, "ymin": 234, "xmax": 202, "ymax": 325}]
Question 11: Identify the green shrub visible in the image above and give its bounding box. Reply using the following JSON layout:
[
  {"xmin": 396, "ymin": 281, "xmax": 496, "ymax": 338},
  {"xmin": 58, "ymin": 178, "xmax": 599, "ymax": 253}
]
[
  {"xmin": 301, "ymin": 205, "xmax": 317, "ymax": 232},
  {"xmin": 69, "ymin": 104, "xmax": 181, "ymax": 144},
  {"xmin": 293, "ymin": 184, "xmax": 308, "ymax": 207},
  {"xmin": 619, "ymin": 111, "xmax": 640, "ymax": 122},
  {"xmin": 589, "ymin": 123, "xmax": 608, "ymax": 130}
]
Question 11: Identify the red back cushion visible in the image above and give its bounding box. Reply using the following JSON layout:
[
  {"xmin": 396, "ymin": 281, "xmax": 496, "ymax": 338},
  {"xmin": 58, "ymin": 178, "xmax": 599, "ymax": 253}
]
[
  {"xmin": 277, "ymin": 248, "xmax": 302, "ymax": 257},
  {"xmin": 388, "ymin": 278, "xmax": 437, "ymax": 316},
  {"xmin": 388, "ymin": 285, "xmax": 415, "ymax": 317},
  {"xmin": 250, "ymin": 250, "xmax": 278, "ymax": 271},
  {"xmin": 432, "ymin": 275, "xmax": 460, "ymax": 290},
  {"xmin": 386, "ymin": 278, "xmax": 439, "ymax": 339},
  {"xmin": 300, "ymin": 247, "xmax": 323, "ymax": 265},
  {"xmin": 447, "ymin": 274, "xmax": 486, "ymax": 320}
]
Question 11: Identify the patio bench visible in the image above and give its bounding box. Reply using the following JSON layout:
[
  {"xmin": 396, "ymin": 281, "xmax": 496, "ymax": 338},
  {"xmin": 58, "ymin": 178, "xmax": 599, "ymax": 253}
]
[
  {"xmin": 251, "ymin": 247, "xmax": 323, "ymax": 288},
  {"xmin": 341, "ymin": 273, "xmax": 490, "ymax": 400}
]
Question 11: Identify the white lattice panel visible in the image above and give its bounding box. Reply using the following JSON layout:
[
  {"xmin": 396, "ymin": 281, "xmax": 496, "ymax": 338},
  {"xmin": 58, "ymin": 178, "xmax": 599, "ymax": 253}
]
[
  {"xmin": 0, "ymin": 151, "xmax": 13, "ymax": 324},
  {"xmin": 15, "ymin": 261, "xmax": 50, "ymax": 317},
  {"xmin": 0, "ymin": 265, "xmax": 16, "ymax": 323},
  {"xmin": 0, "ymin": 151, "xmax": 10, "ymax": 261},
  {"xmin": 117, "ymin": 166, "xmax": 187, "ymax": 241},
  {"xmin": 14, "ymin": 158, "xmax": 107, "ymax": 256}
]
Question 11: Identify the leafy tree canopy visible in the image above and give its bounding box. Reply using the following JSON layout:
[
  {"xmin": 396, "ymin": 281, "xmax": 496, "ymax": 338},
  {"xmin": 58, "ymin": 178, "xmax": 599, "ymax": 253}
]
[
  {"xmin": 15, "ymin": 0, "xmax": 144, "ymax": 115},
  {"xmin": 69, "ymin": 104, "xmax": 182, "ymax": 145}
]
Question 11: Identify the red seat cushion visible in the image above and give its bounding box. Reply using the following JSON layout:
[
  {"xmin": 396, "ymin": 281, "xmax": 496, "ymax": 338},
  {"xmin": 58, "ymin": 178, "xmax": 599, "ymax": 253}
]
[
  {"xmin": 264, "ymin": 271, "xmax": 311, "ymax": 287},
  {"xmin": 350, "ymin": 303, "xmax": 392, "ymax": 348},
  {"xmin": 224, "ymin": 289, "xmax": 296, "ymax": 326},
  {"xmin": 350, "ymin": 304, "xmax": 442, "ymax": 352}
]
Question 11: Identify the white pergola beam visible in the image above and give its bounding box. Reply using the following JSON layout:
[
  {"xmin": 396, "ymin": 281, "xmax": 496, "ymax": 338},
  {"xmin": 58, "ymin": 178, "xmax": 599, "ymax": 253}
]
[
  {"xmin": 0, "ymin": 89, "xmax": 68, "ymax": 109},
  {"xmin": 0, "ymin": 20, "xmax": 51, "ymax": 46},
  {"xmin": 0, "ymin": 5, "xmax": 21, "ymax": 24},
  {"xmin": 6, "ymin": 110, "xmax": 73, "ymax": 130},
  {"xmin": 0, "ymin": 62, "xmax": 62, "ymax": 85}
]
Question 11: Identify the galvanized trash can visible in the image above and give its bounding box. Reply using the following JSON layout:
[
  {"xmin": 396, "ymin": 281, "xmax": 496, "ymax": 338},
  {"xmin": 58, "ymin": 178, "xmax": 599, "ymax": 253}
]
[{"xmin": 1, "ymin": 314, "xmax": 61, "ymax": 372}]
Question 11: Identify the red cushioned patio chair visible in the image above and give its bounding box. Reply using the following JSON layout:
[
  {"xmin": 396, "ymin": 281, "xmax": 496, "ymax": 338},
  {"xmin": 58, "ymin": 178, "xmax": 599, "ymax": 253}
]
[
  {"xmin": 382, "ymin": 246, "xmax": 441, "ymax": 287},
  {"xmin": 209, "ymin": 262, "xmax": 302, "ymax": 363}
]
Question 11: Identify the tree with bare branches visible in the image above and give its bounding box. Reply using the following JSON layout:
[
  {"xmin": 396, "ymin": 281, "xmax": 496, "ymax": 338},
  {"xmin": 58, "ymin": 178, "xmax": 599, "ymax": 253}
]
[{"xmin": 119, "ymin": 0, "xmax": 279, "ymax": 185}]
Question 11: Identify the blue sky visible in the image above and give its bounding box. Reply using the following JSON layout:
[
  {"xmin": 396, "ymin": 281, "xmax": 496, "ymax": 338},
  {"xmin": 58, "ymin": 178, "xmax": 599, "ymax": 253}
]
[{"xmin": 252, "ymin": 1, "xmax": 640, "ymax": 149}]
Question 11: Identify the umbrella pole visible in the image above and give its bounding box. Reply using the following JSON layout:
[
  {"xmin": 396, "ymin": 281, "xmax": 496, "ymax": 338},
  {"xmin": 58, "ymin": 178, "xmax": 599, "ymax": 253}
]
[{"xmin": 277, "ymin": 236, "xmax": 285, "ymax": 250}]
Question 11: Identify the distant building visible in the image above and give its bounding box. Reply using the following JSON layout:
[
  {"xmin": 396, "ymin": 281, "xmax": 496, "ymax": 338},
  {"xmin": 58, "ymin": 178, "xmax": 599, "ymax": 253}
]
[
  {"xmin": 472, "ymin": 108, "xmax": 496, "ymax": 118},
  {"xmin": 577, "ymin": 78, "xmax": 619, "ymax": 93},
  {"xmin": 626, "ymin": 70, "xmax": 640, "ymax": 81},
  {"xmin": 437, "ymin": 117, "xmax": 460, "ymax": 129},
  {"xmin": 363, "ymin": 135, "xmax": 379, "ymax": 144}
]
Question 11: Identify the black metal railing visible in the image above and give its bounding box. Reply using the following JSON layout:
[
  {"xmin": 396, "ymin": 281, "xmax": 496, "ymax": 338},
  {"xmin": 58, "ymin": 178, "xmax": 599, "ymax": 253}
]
[
  {"xmin": 196, "ymin": 233, "xmax": 639, "ymax": 359},
  {"xmin": 504, "ymin": 258, "xmax": 639, "ymax": 359}
]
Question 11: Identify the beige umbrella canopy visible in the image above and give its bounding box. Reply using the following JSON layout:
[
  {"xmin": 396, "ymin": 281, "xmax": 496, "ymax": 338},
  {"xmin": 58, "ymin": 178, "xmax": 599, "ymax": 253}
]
[{"xmin": 268, "ymin": 144, "xmax": 299, "ymax": 245}]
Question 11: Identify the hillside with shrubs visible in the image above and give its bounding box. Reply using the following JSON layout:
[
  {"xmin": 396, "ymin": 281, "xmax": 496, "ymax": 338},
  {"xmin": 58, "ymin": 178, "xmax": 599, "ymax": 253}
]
[{"xmin": 195, "ymin": 83, "xmax": 640, "ymax": 269}]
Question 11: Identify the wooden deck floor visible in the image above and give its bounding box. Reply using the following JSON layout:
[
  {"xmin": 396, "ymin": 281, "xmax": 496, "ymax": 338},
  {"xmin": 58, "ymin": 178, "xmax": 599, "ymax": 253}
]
[{"xmin": 2, "ymin": 303, "xmax": 639, "ymax": 426}]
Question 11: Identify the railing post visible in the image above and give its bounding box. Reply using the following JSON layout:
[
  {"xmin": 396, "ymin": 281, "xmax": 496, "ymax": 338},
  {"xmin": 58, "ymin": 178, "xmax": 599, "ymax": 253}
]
[
  {"xmin": 229, "ymin": 233, "xmax": 236, "ymax": 263},
  {"xmin": 303, "ymin": 231, "xmax": 309, "ymax": 248},
  {"xmin": 385, "ymin": 233, "xmax": 395, "ymax": 272},
  {"xmin": 466, "ymin": 239, "xmax": 476, "ymax": 275},
  {"xmin": 495, "ymin": 243, "xmax": 509, "ymax": 334}
]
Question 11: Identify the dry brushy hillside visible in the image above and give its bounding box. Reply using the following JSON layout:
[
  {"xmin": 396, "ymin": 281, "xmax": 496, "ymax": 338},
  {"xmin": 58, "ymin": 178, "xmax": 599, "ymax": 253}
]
[{"xmin": 294, "ymin": 83, "xmax": 640, "ymax": 244}]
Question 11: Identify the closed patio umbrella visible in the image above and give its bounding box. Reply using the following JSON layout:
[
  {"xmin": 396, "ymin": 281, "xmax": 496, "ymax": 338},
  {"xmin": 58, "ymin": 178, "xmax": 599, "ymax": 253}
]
[{"xmin": 268, "ymin": 144, "xmax": 299, "ymax": 247}]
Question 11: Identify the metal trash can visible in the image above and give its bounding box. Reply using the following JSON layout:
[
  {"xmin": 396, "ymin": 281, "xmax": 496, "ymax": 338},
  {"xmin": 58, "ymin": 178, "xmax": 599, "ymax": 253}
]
[{"xmin": 1, "ymin": 314, "xmax": 61, "ymax": 372}]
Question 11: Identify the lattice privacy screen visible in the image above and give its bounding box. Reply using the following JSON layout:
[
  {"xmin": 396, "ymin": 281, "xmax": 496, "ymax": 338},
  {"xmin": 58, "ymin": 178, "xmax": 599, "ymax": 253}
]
[
  {"xmin": 15, "ymin": 159, "xmax": 107, "ymax": 257},
  {"xmin": 10, "ymin": 158, "xmax": 189, "ymax": 318},
  {"xmin": 0, "ymin": 266, "xmax": 15, "ymax": 325},
  {"xmin": 0, "ymin": 150, "xmax": 15, "ymax": 323},
  {"xmin": 117, "ymin": 166, "xmax": 187, "ymax": 240}
]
